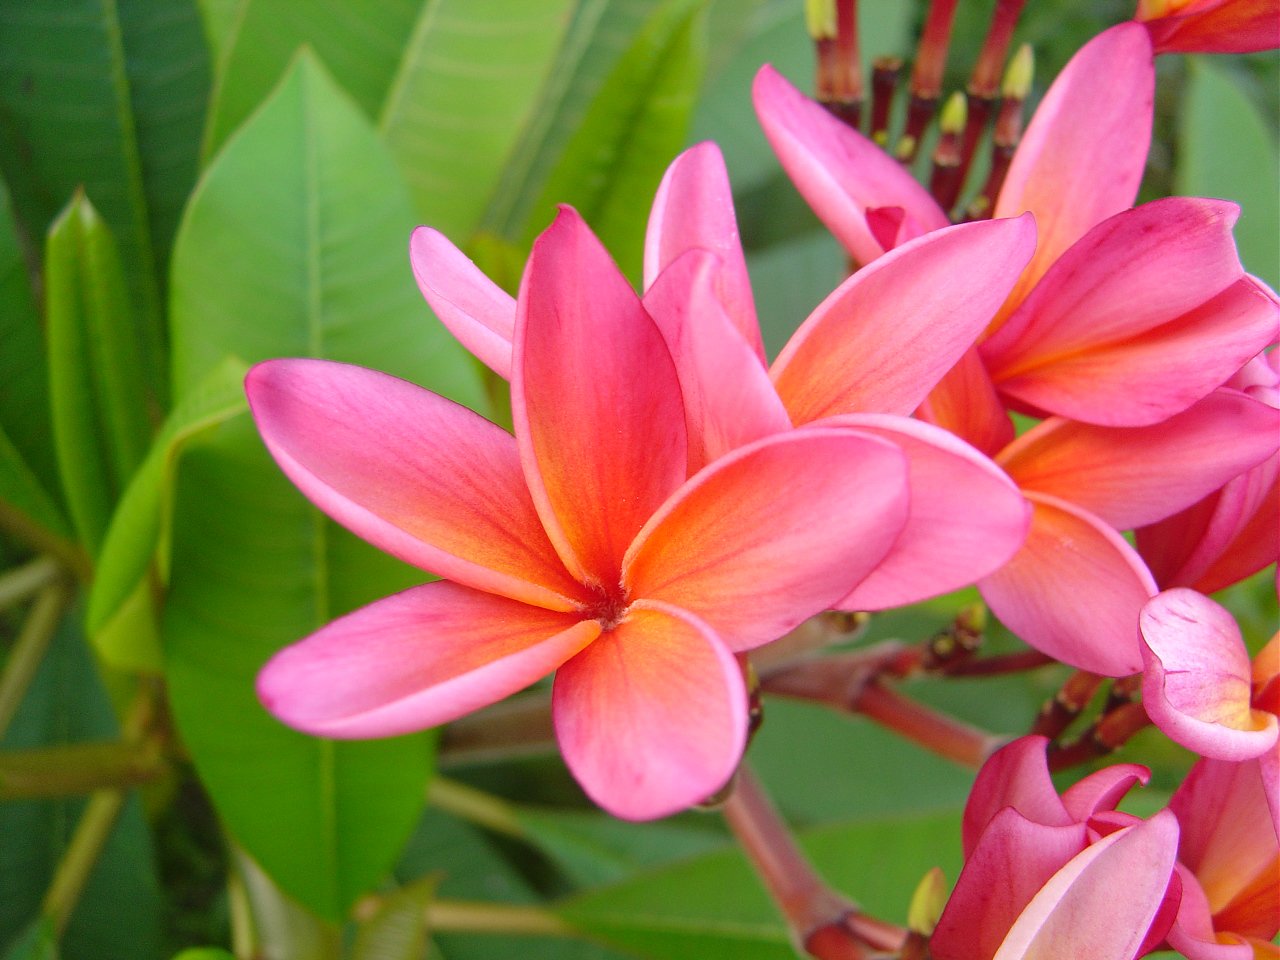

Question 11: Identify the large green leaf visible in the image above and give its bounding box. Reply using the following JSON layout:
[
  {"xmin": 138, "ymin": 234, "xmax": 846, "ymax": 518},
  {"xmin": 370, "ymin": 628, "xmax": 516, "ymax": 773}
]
[
  {"xmin": 165, "ymin": 51, "xmax": 483, "ymax": 920},
  {"xmin": 44, "ymin": 193, "xmax": 154, "ymax": 557},
  {"xmin": 378, "ymin": 0, "xmax": 575, "ymax": 240},
  {"xmin": 1176, "ymin": 57, "xmax": 1280, "ymax": 291},
  {"xmin": 0, "ymin": 0, "xmax": 209, "ymax": 356},
  {"xmin": 0, "ymin": 425, "xmax": 74, "ymax": 556},
  {"xmin": 520, "ymin": 0, "xmax": 708, "ymax": 278},
  {"xmin": 200, "ymin": 0, "xmax": 421, "ymax": 160}
]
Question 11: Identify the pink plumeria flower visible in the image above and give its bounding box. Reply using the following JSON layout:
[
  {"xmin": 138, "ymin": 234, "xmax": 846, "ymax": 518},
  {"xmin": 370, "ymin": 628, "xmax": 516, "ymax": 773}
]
[
  {"xmin": 931, "ymin": 737, "xmax": 1181, "ymax": 960},
  {"xmin": 1135, "ymin": 0, "xmax": 1280, "ymax": 53},
  {"xmin": 247, "ymin": 209, "xmax": 919, "ymax": 821},
  {"xmin": 755, "ymin": 25, "xmax": 1280, "ymax": 430},
  {"xmin": 1164, "ymin": 756, "xmax": 1280, "ymax": 958},
  {"xmin": 412, "ymin": 141, "xmax": 1039, "ymax": 611}
]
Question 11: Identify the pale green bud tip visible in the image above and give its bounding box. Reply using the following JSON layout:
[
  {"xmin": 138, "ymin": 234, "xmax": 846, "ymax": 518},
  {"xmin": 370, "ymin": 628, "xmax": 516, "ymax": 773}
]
[
  {"xmin": 940, "ymin": 92, "xmax": 967, "ymax": 134},
  {"xmin": 805, "ymin": 0, "xmax": 837, "ymax": 40},
  {"xmin": 1003, "ymin": 44, "xmax": 1034, "ymax": 100},
  {"xmin": 907, "ymin": 867, "xmax": 948, "ymax": 935}
]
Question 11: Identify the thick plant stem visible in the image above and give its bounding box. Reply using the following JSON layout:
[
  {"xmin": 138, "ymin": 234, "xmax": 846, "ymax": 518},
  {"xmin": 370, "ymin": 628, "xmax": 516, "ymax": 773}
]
[
  {"xmin": 426, "ymin": 900, "xmax": 577, "ymax": 937},
  {"xmin": 854, "ymin": 683, "xmax": 1003, "ymax": 768},
  {"xmin": 0, "ymin": 580, "xmax": 72, "ymax": 739}
]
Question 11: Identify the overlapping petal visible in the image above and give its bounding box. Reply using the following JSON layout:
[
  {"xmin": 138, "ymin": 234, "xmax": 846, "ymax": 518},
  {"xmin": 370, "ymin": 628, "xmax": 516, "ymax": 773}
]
[
  {"xmin": 769, "ymin": 216, "xmax": 1036, "ymax": 422},
  {"xmin": 978, "ymin": 493, "xmax": 1157, "ymax": 675},
  {"xmin": 815, "ymin": 415, "xmax": 1030, "ymax": 610},
  {"xmin": 999, "ymin": 390, "xmax": 1280, "ymax": 529},
  {"xmin": 752, "ymin": 64, "xmax": 948, "ymax": 266},
  {"xmin": 961, "ymin": 736, "xmax": 1073, "ymax": 856},
  {"xmin": 257, "ymin": 581, "xmax": 597, "ymax": 738},
  {"xmin": 623, "ymin": 428, "xmax": 909, "ymax": 651},
  {"xmin": 552, "ymin": 600, "xmax": 747, "ymax": 821},
  {"xmin": 245, "ymin": 358, "xmax": 590, "ymax": 610},
  {"xmin": 1137, "ymin": 0, "xmax": 1280, "ymax": 53},
  {"xmin": 409, "ymin": 227, "xmax": 517, "ymax": 379},
  {"xmin": 513, "ymin": 208, "xmax": 687, "ymax": 589},
  {"xmin": 916, "ymin": 347, "xmax": 1016, "ymax": 457},
  {"xmin": 1061, "ymin": 764, "xmax": 1151, "ymax": 821}
]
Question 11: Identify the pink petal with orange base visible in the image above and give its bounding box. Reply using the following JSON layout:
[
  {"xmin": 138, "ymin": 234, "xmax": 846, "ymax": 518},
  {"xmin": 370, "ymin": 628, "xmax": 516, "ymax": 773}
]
[
  {"xmin": 770, "ymin": 216, "xmax": 1036, "ymax": 423},
  {"xmin": 624, "ymin": 429, "xmax": 909, "ymax": 651},
  {"xmin": 991, "ymin": 810, "xmax": 1180, "ymax": 960},
  {"xmin": 994, "ymin": 24, "xmax": 1154, "ymax": 313},
  {"xmin": 752, "ymin": 64, "xmax": 948, "ymax": 266},
  {"xmin": 409, "ymin": 227, "xmax": 516, "ymax": 379},
  {"xmin": 642, "ymin": 250, "xmax": 790, "ymax": 473},
  {"xmin": 257, "ymin": 581, "xmax": 597, "ymax": 738},
  {"xmin": 999, "ymin": 391, "xmax": 1280, "ymax": 529},
  {"xmin": 916, "ymin": 347, "xmax": 1016, "ymax": 458},
  {"xmin": 245, "ymin": 359, "xmax": 588, "ymax": 610},
  {"xmin": 513, "ymin": 208, "xmax": 687, "ymax": 588},
  {"xmin": 1167, "ymin": 864, "xmax": 1254, "ymax": 960},
  {"xmin": 645, "ymin": 142, "xmax": 764, "ymax": 361},
  {"xmin": 1140, "ymin": 589, "xmax": 1278, "ymax": 760},
  {"xmin": 1140, "ymin": 0, "xmax": 1280, "ymax": 54},
  {"xmin": 815, "ymin": 415, "xmax": 1030, "ymax": 610},
  {"xmin": 978, "ymin": 493, "xmax": 1157, "ymax": 676},
  {"xmin": 552, "ymin": 600, "xmax": 747, "ymax": 821}
]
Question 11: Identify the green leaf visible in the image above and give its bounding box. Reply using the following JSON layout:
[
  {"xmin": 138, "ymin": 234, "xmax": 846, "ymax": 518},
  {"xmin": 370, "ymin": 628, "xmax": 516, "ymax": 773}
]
[
  {"xmin": 1176, "ymin": 57, "xmax": 1280, "ymax": 291},
  {"xmin": 522, "ymin": 0, "xmax": 709, "ymax": 278},
  {"xmin": 170, "ymin": 951, "xmax": 236, "ymax": 960},
  {"xmin": 166, "ymin": 51, "xmax": 482, "ymax": 920},
  {"xmin": 0, "ymin": 424, "xmax": 74, "ymax": 554},
  {"xmin": 557, "ymin": 811, "xmax": 962, "ymax": 960},
  {"xmin": 201, "ymin": 0, "xmax": 421, "ymax": 160},
  {"xmin": 45, "ymin": 192, "xmax": 155, "ymax": 556},
  {"xmin": 378, "ymin": 0, "xmax": 575, "ymax": 240},
  {"xmin": 86, "ymin": 357, "xmax": 249, "ymax": 671}
]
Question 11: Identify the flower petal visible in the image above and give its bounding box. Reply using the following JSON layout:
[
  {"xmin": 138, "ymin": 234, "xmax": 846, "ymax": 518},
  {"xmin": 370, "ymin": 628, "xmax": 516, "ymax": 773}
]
[
  {"xmin": 752, "ymin": 64, "xmax": 948, "ymax": 266},
  {"xmin": 816, "ymin": 414, "xmax": 1030, "ymax": 610},
  {"xmin": 645, "ymin": 142, "xmax": 764, "ymax": 361},
  {"xmin": 999, "ymin": 390, "xmax": 1280, "ymax": 529},
  {"xmin": 978, "ymin": 493, "xmax": 1157, "ymax": 675},
  {"xmin": 1141, "ymin": 0, "xmax": 1280, "ymax": 54},
  {"xmin": 257, "ymin": 580, "xmax": 597, "ymax": 738},
  {"xmin": 1061, "ymin": 764, "xmax": 1151, "ymax": 821},
  {"xmin": 552, "ymin": 600, "xmax": 747, "ymax": 821},
  {"xmin": 245, "ymin": 358, "xmax": 588, "ymax": 610},
  {"xmin": 991, "ymin": 811, "xmax": 1180, "ymax": 960},
  {"xmin": 513, "ymin": 208, "xmax": 687, "ymax": 588},
  {"xmin": 409, "ymin": 227, "xmax": 516, "ymax": 379},
  {"xmin": 642, "ymin": 249, "xmax": 791, "ymax": 473},
  {"xmin": 1165, "ymin": 865, "xmax": 1253, "ymax": 960},
  {"xmin": 994, "ymin": 23, "xmax": 1154, "ymax": 312},
  {"xmin": 770, "ymin": 216, "xmax": 1036, "ymax": 422},
  {"xmin": 916, "ymin": 347, "xmax": 1016, "ymax": 457},
  {"xmin": 962, "ymin": 736, "xmax": 1073, "ymax": 856},
  {"xmin": 1140, "ymin": 589, "xmax": 1279, "ymax": 760},
  {"xmin": 623, "ymin": 428, "xmax": 909, "ymax": 651}
]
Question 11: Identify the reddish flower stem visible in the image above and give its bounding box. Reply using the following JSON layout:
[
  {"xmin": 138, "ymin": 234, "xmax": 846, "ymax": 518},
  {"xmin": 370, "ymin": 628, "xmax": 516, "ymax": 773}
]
[
  {"xmin": 816, "ymin": 0, "xmax": 864, "ymax": 128},
  {"xmin": 854, "ymin": 682, "xmax": 1004, "ymax": 768},
  {"xmin": 869, "ymin": 57, "xmax": 902, "ymax": 145},
  {"xmin": 1031, "ymin": 670, "xmax": 1104, "ymax": 740}
]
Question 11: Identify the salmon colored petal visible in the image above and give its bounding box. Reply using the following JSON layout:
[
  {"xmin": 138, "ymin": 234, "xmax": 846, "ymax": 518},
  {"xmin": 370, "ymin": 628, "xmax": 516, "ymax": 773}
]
[
  {"xmin": 1061, "ymin": 764, "xmax": 1151, "ymax": 821},
  {"xmin": 962, "ymin": 736, "xmax": 1073, "ymax": 856},
  {"xmin": 770, "ymin": 216, "xmax": 1036, "ymax": 422},
  {"xmin": 999, "ymin": 391, "xmax": 1280, "ymax": 529},
  {"xmin": 1140, "ymin": 589, "xmax": 1279, "ymax": 760},
  {"xmin": 752, "ymin": 64, "xmax": 948, "ymax": 266},
  {"xmin": 916, "ymin": 347, "xmax": 1016, "ymax": 458},
  {"xmin": 642, "ymin": 250, "xmax": 791, "ymax": 473},
  {"xmin": 1140, "ymin": 0, "xmax": 1280, "ymax": 53},
  {"xmin": 816, "ymin": 415, "xmax": 1030, "ymax": 610},
  {"xmin": 409, "ymin": 227, "xmax": 516, "ymax": 380},
  {"xmin": 1165, "ymin": 865, "xmax": 1253, "ymax": 960},
  {"xmin": 645, "ymin": 142, "xmax": 765, "ymax": 361},
  {"xmin": 552, "ymin": 600, "xmax": 747, "ymax": 821},
  {"xmin": 245, "ymin": 359, "xmax": 588, "ymax": 610},
  {"xmin": 979, "ymin": 493, "xmax": 1157, "ymax": 675},
  {"xmin": 994, "ymin": 24, "xmax": 1154, "ymax": 314},
  {"xmin": 624, "ymin": 428, "xmax": 909, "ymax": 651},
  {"xmin": 513, "ymin": 208, "xmax": 687, "ymax": 589},
  {"xmin": 992, "ymin": 811, "xmax": 1181, "ymax": 960},
  {"xmin": 992, "ymin": 276, "xmax": 1280, "ymax": 426},
  {"xmin": 257, "ymin": 581, "xmax": 598, "ymax": 738},
  {"xmin": 932, "ymin": 811, "xmax": 1088, "ymax": 960}
]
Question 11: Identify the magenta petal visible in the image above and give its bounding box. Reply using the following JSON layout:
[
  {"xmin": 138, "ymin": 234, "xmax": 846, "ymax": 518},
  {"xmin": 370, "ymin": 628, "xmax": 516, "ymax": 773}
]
[
  {"xmin": 409, "ymin": 227, "xmax": 516, "ymax": 379},
  {"xmin": 770, "ymin": 216, "xmax": 1036, "ymax": 422},
  {"xmin": 642, "ymin": 249, "xmax": 791, "ymax": 473},
  {"xmin": 552, "ymin": 600, "xmax": 747, "ymax": 821},
  {"xmin": 1165, "ymin": 866, "xmax": 1253, "ymax": 960},
  {"xmin": 999, "ymin": 390, "xmax": 1280, "ymax": 530},
  {"xmin": 1139, "ymin": 589, "xmax": 1279, "ymax": 760},
  {"xmin": 645, "ymin": 142, "xmax": 764, "ymax": 361},
  {"xmin": 257, "ymin": 581, "xmax": 597, "ymax": 738},
  {"xmin": 513, "ymin": 208, "xmax": 687, "ymax": 588},
  {"xmin": 816, "ymin": 415, "xmax": 1030, "ymax": 610},
  {"xmin": 979, "ymin": 493, "xmax": 1157, "ymax": 676},
  {"xmin": 994, "ymin": 23, "xmax": 1154, "ymax": 309},
  {"xmin": 752, "ymin": 64, "xmax": 948, "ymax": 266},
  {"xmin": 962, "ymin": 736, "xmax": 1073, "ymax": 856},
  {"xmin": 1061, "ymin": 764, "xmax": 1151, "ymax": 821},
  {"xmin": 245, "ymin": 358, "xmax": 588, "ymax": 609}
]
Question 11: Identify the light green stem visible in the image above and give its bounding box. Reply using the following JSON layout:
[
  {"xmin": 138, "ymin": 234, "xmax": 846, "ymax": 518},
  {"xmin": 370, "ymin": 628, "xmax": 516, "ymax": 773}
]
[
  {"xmin": 427, "ymin": 776, "xmax": 526, "ymax": 838},
  {"xmin": 42, "ymin": 789, "xmax": 126, "ymax": 938},
  {"xmin": 426, "ymin": 900, "xmax": 577, "ymax": 938},
  {"xmin": 0, "ymin": 556, "xmax": 61, "ymax": 610},
  {"xmin": 0, "ymin": 581, "xmax": 72, "ymax": 739}
]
